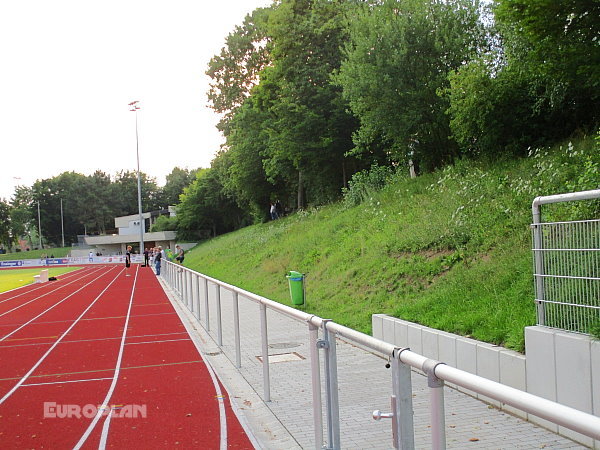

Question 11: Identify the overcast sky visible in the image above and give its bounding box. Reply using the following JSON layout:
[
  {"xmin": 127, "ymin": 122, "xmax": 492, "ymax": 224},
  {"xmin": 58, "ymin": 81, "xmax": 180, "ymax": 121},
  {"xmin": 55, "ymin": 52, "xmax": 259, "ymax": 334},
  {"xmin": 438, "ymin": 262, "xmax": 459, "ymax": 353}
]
[{"xmin": 0, "ymin": 0, "xmax": 272, "ymax": 200}]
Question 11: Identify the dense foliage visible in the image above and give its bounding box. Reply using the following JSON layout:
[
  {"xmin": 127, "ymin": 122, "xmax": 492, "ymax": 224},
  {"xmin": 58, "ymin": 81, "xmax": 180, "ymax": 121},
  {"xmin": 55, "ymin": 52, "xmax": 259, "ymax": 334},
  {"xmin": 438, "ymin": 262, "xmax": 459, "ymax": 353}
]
[
  {"xmin": 175, "ymin": 0, "xmax": 598, "ymax": 236},
  {"xmin": 0, "ymin": 167, "xmax": 196, "ymax": 249}
]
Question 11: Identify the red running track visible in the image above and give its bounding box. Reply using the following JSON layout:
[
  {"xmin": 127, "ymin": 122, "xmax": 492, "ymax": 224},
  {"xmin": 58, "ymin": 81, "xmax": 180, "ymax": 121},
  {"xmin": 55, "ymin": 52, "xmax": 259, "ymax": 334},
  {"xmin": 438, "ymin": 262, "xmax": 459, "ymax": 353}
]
[{"xmin": 0, "ymin": 265, "xmax": 254, "ymax": 449}]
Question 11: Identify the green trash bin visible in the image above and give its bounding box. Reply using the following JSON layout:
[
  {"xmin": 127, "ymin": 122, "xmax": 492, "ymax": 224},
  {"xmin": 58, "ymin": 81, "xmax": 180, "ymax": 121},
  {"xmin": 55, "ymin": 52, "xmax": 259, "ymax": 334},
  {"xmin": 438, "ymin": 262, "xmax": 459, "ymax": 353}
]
[{"xmin": 286, "ymin": 270, "xmax": 305, "ymax": 306}]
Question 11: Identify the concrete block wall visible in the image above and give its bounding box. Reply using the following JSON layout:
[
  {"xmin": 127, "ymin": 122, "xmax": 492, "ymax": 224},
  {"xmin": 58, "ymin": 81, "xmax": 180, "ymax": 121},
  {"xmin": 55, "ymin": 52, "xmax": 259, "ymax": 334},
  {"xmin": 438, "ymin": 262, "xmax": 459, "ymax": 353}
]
[
  {"xmin": 372, "ymin": 314, "xmax": 600, "ymax": 448},
  {"xmin": 525, "ymin": 326, "xmax": 599, "ymax": 448}
]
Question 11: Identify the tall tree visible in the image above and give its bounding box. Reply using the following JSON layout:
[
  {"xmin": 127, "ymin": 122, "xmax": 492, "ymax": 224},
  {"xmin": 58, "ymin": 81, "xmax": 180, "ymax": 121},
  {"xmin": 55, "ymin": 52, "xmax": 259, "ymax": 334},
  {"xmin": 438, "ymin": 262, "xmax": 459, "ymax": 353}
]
[
  {"xmin": 162, "ymin": 167, "xmax": 198, "ymax": 207},
  {"xmin": 176, "ymin": 168, "xmax": 246, "ymax": 239},
  {"xmin": 206, "ymin": 6, "xmax": 273, "ymax": 135},
  {"xmin": 494, "ymin": 0, "xmax": 600, "ymax": 133},
  {"xmin": 259, "ymin": 0, "xmax": 359, "ymax": 206},
  {"xmin": 218, "ymin": 99, "xmax": 279, "ymax": 221},
  {"xmin": 0, "ymin": 199, "xmax": 11, "ymax": 248},
  {"xmin": 9, "ymin": 186, "xmax": 34, "ymax": 248},
  {"xmin": 336, "ymin": 0, "xmax": 485, "ymax": 171},
  {"xmin": 112, "ymin": 170, "xmax": 161, "ymax": 217},
  {"xmin": 87, "ymin": 170, "xmax": 115, "ymax": 234}
]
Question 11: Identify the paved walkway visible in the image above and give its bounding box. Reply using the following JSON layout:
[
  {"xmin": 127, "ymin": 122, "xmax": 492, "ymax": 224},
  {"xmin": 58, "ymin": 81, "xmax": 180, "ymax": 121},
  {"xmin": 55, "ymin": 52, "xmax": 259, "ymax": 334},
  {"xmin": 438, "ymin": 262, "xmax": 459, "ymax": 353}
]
[{"xmin": 159, "ymin": 276, "xmax": 586, "ymax": 449}]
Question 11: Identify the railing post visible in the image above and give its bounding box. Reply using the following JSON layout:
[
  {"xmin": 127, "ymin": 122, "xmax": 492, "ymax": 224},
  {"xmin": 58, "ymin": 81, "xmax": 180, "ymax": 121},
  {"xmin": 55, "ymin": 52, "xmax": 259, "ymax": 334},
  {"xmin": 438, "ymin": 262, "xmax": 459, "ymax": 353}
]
[
  {"xmin": 187, "ymin": 271, "xmax": 192, "ymax": 309},
  {"xmin": 215, "ymin": 284, "xmax": 223, "ymax": 347},
  {"xmin": 393, "ymin": 348, "xmax": 415, "ymax": 449},
  {"xmin": 259, "ymin": 302, "xmax": 271, "ymax": 402},
  {"xmin": 424, "ymin": 359, "xmax": 446, "ymax": 450},
  {"xmin": 183, "ymin": 270, "xmax": 189, "ymax": 307},
  {"xmin": 309, "ymin": 321, "xmax": 324, "ymax": 449},
  {"xmin": 233, "ymin": 291, "xmax": 241, "ymax": 368},
  {"xmin": 532, "ymin": 210, "xmax": 546, "ymax": 325},
  {"xmin": 194, "ymin": 274, "xmax": 201, "ymax": 320},
  {"xmin": 171, "ymin": 264, "xmax": 175, "ymax": 292},
  {"xmin": 204, "ymin": 278, "xmax": 210, "ymax": 331},
  {"xmin": 321, "ymin": 320, "xmax": 340, "ymax": 450}
]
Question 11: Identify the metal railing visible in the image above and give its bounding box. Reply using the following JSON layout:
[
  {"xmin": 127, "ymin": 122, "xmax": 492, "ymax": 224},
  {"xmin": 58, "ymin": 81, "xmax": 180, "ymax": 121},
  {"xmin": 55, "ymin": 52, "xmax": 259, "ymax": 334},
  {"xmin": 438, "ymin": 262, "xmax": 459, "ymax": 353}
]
[
  {"xmin": 162, "ymin": 260, "xmax": 600, "ymax": 449},
  {"xmin": 532, "ymin": 189, "xmax": 600, "ymax": 333}
]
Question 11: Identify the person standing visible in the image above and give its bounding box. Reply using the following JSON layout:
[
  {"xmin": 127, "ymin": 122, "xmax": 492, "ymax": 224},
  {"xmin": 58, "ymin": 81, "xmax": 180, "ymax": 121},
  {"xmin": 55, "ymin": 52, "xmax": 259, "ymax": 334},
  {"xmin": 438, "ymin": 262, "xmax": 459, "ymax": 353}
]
[
  {"xmin": 144, "ymin": 247, "xmax": 149, "ymax": 267},
  {"xmin": 155, "ymin": 246, "xmax": 162, "ymax": 275},
  {"xmin": 175, "ymin": 245, "xmax": 185, "ymax": 264},
  {"xmin": 125, "ymin": 245, "xmax": 132, "ymax": 276},
  {"xmin": 270, "ymin": 202, "xmax": 278, "ymax": 220}
]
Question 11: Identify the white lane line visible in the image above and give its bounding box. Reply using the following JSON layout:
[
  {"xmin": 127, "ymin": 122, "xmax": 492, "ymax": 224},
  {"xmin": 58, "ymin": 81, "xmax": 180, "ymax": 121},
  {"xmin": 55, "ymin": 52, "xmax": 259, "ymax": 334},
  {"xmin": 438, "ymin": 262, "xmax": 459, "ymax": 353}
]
[
  {"xmin": 0, "ymin": 311, "xmax": 177, "ymax": 329},
  {"xmin": 205, "ymin": 351, "xmax": 228, "ymax": 450},
  {"xmin": 0, "ymin": 267, "xmax": 103, "ymax": 315},
  {"xmin": 160, "ymin": 279, "xmax": 228, "ymax": 449},
  {"xmin": 0, "ymin": 267, "xmax": 94, "ymax": 304},
  {"xmin": 99, "ymin": 409, "xmax": 114, "ymax": 449},
  {"xmin": 125, "ymin": 338, "xmax": 190, "ymax": 346},
  {"xmin": 0, "ymin": 332, "xmax": 188, "ymax": 349},
  {"xmin": 21, "ymin": 377, "xmax": 113, "ymax": 387},
  {"xmin": 0, "ymin": 267, "xmax": 117, "ymax": 342},
  {"xmin": 0, "ymin": 268, "xmax": 124, "ymax": 406},
  {"xmin": 74, "ymin": 266, "xmax": 139, "ymax": 450}
]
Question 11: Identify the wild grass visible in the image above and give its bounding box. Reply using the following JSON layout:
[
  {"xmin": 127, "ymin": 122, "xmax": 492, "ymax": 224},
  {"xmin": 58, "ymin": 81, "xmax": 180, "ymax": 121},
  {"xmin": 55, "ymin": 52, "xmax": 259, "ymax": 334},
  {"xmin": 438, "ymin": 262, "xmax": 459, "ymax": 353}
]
[{"xmin": 183, "ymin": 134, "xmax": 599, "ymax": 353}]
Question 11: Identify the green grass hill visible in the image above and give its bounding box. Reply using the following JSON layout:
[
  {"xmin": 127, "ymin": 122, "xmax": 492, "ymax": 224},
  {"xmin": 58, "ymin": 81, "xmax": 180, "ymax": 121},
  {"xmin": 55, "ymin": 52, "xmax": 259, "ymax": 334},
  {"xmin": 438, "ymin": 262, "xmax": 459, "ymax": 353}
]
[{"xmin": 184, "ymin": 135, "xmax": 599, "ymax": 353}]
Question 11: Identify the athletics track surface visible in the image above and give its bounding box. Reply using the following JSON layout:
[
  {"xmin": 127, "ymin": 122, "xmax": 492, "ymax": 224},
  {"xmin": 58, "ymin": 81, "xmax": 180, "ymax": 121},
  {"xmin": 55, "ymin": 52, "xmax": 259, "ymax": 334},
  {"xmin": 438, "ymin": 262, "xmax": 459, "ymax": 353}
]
[{"xmin": 0, "ymin": 265, "xmax": 254, "ymax": 449}]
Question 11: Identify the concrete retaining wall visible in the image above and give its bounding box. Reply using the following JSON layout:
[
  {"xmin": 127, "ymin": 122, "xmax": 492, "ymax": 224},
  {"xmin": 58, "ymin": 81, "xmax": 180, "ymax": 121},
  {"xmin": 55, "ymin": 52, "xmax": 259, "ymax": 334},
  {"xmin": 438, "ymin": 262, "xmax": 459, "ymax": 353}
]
[{"xmin": 372, "ymin": 314, "xmax": 600, "ymax": 448}]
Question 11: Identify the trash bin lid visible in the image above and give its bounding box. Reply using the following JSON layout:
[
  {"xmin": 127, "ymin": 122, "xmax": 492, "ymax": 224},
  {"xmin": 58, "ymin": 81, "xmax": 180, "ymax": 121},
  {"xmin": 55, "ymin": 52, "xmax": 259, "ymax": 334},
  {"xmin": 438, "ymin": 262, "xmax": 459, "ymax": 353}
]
[{"xmin": 288, "ymin": 270, "xmax": 303, "ymax": 279}]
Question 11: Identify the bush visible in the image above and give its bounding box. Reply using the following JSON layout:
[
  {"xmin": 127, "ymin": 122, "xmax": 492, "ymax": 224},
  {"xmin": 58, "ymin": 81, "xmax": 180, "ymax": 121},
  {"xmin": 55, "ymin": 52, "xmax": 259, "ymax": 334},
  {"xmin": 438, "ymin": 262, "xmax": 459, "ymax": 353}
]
[
  {"xmin": 150, "ymin": 215, "xmax": 178, "ymax": 232},
  {"xmin": 342, "ymin": 164, "xmax": 395, "ymax": 207}
]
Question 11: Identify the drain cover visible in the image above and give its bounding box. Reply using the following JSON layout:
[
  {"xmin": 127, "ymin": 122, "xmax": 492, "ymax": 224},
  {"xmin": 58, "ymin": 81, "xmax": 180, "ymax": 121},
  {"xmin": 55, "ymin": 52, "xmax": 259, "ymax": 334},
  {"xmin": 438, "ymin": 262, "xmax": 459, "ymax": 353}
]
[
  {"xmin": 256, "ymin": 352, "xmax": 305, "ymax": 363},
  {"xmin": 268, "ymin": 342, "xmax": 301, "ymax": 349}
]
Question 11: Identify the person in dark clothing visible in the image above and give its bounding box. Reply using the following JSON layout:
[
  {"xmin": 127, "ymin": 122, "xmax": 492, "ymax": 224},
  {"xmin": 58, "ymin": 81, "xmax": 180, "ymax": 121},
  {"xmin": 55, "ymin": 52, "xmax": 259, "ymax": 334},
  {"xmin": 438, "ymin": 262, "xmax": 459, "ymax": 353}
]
[
  {"xmin": 125, "ymin": 245, "xmax": 132, "ymax": 276},
  {"xmin": 155, "ymin": 246, "xmax": 162, "ymax": 275},
  {"xmin": 175, "ymin": 245, "xmax": 185, "ymax": 272},
  {"xmin": 144, "ymin": 248, "xmax": 149, "ymax": 267}
]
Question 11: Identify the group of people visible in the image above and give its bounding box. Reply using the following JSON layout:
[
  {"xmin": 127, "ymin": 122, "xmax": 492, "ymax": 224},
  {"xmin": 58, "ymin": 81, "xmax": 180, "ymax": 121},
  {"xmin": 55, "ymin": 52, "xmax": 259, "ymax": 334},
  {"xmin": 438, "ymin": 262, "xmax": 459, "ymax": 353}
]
[{"xmin": 124, "ymin": 245, "xmax": 185, "ymax": 277}]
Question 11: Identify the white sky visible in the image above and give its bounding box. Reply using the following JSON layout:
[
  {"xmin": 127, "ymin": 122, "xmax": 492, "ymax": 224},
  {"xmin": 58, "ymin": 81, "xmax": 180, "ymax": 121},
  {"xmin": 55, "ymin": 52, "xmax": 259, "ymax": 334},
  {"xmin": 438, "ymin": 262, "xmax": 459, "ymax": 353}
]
[{"xmin": 0, "ymin": 0, "xmax": 273, "ymax": 201}]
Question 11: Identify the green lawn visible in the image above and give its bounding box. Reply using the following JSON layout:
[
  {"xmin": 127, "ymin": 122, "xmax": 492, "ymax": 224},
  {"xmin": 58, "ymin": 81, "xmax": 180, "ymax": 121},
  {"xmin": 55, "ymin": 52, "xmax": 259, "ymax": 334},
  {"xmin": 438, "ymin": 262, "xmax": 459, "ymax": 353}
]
[
  {"xmin": 0, "ymin": 247, "xmax": 71, "ymax": 261},
  {"xmin": 0, "ymin": 267, "xmax": 81, "ymax": 293}
]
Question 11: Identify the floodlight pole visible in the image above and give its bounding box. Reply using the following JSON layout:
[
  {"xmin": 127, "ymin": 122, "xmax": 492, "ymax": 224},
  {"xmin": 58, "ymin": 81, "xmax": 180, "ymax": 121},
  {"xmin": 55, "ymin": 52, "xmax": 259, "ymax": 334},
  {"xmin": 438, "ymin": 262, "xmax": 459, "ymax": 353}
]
[
  {"xmin": 129, "ymin": 100, "xmax": 144, "ymax": 255},
  {"xmin": 37, "ymin": 201, "xmax": 42, "ymax": 249},
  {"xmin": 60, "ymin": 198, "xmax": 65, "ymax": 248}
]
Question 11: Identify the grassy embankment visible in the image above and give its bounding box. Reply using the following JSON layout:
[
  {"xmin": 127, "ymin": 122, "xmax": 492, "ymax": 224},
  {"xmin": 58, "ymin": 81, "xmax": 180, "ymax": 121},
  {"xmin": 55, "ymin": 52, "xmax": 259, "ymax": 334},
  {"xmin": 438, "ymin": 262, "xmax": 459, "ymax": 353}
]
[{"xmin": 186, "ymin": 137, "xmax": 599, "ymax": 353}]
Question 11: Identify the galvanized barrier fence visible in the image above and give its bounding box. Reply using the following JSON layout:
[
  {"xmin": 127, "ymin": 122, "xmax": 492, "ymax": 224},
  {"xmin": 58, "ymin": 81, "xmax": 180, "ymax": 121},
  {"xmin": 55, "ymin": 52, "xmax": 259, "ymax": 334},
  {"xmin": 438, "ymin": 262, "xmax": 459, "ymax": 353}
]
[
  {"xmin": 163, "ymin": 260, "xmax": 600, "ymax": 450},
  {"xmin": 532, "ymin": 189, "xmax": 600, "ymax": 333}
]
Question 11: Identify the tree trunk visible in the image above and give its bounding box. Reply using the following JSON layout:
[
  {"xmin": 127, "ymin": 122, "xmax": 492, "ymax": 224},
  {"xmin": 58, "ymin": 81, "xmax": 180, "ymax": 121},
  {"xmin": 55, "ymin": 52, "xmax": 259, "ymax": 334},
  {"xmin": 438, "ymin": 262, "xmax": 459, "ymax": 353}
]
[{"xmin": 297, "ymin": 170, "xmax": 305, "ymax": 210}]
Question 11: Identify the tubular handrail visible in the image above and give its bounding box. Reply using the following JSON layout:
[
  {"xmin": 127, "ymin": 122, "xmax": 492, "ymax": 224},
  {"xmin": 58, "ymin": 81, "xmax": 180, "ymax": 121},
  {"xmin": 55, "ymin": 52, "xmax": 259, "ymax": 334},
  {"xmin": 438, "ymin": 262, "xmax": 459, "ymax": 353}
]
[
  {"xmin": 532, "ymin": 188, "xmax": 600, "ymax": 222},
  {"xmin": 435, "ymin": 364, "xmax": 600, "ymax": 440},
  {"xmin": 165, "ymin": 260, "xmax": 600, "ymax": 444}
]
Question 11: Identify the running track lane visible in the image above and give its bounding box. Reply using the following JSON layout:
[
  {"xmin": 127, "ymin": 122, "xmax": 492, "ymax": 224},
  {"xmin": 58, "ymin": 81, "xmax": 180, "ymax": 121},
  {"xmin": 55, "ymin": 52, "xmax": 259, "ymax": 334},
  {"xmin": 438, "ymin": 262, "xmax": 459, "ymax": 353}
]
[{"xmin": 0, "ymin": 265, "xmax": 254, "ymax": 449}]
